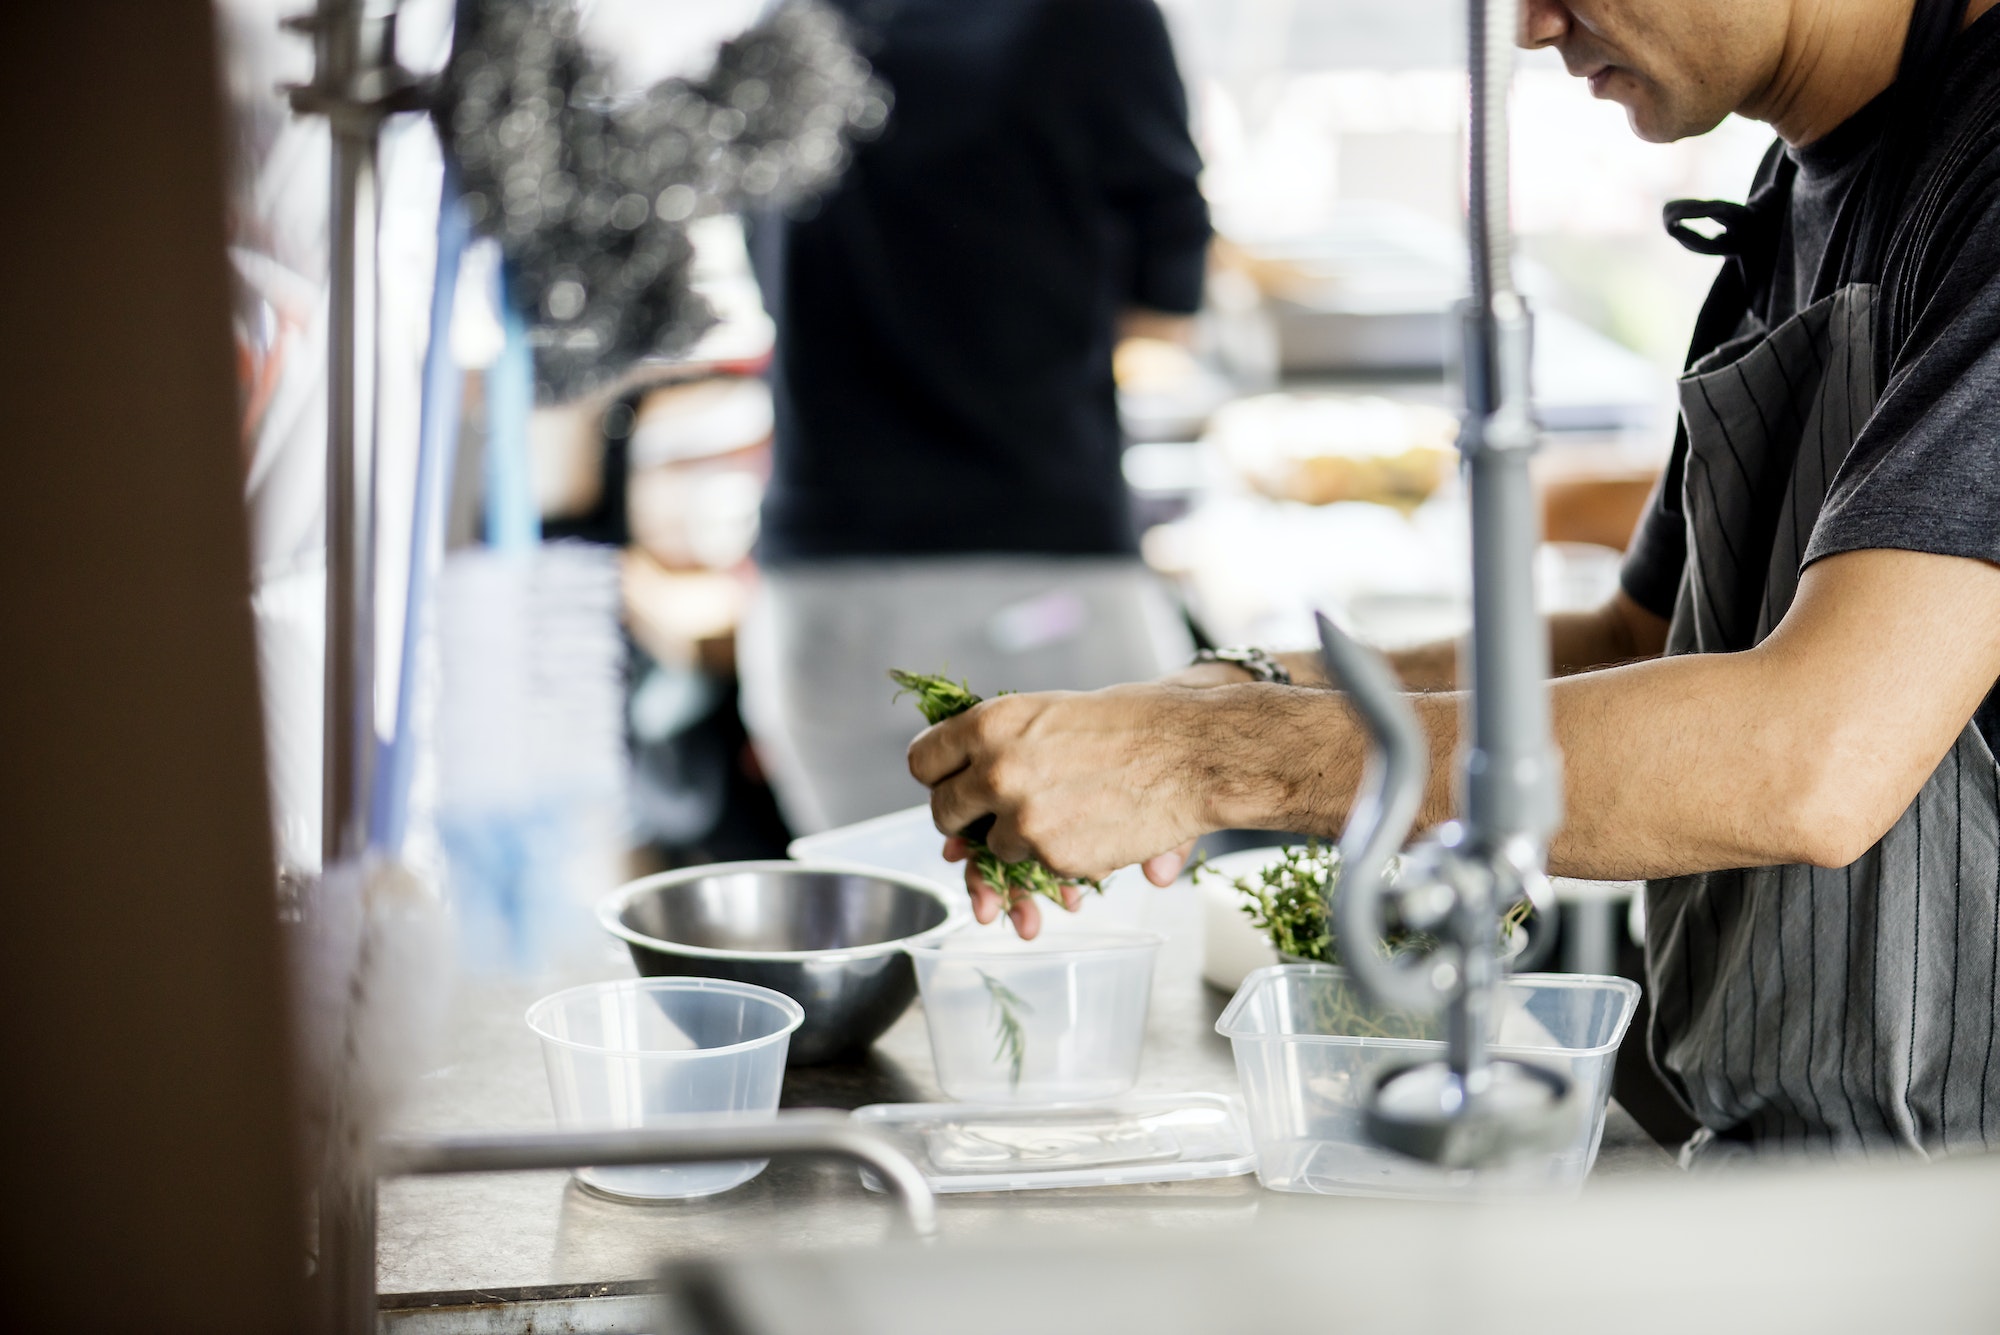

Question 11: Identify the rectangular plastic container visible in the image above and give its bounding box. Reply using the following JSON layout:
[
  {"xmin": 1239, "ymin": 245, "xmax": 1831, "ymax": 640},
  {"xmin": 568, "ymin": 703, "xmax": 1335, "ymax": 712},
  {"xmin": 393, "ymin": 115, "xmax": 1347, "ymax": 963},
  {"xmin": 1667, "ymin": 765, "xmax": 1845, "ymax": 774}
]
[
  {"xmin": 851, "ymin": 1093, "xmax": 1256, "ymax": 1193},
  {"xmin": 1216, "ymin": 964, "xmax": 1639, "ymax": 1198},
  {"xmin": 787, "ymin": 804, "xmax": 962, "ymax": 890}
]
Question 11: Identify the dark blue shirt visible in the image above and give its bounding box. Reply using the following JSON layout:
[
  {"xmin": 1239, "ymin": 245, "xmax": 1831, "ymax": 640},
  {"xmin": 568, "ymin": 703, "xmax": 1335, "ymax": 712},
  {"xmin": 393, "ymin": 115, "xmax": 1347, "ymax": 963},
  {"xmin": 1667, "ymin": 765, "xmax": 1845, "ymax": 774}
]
[{"xmin": 751, "ymin": 0, "xmax": 1210, "ymax": 563}]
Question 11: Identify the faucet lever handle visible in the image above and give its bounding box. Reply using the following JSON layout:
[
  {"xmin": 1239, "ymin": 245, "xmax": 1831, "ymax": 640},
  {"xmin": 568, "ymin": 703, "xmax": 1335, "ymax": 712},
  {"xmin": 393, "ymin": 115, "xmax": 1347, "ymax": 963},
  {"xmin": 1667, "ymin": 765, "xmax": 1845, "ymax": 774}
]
[{"xmin": 1314, "ymin": 612, "xmax": 1446, "ymax": 1013}]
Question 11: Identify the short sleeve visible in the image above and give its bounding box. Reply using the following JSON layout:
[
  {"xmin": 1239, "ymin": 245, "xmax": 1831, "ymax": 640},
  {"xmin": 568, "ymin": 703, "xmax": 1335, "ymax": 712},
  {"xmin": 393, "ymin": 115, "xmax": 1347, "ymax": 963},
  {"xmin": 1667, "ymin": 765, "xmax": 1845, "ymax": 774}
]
[
  {"xmin": 1619, "ymin": 433, "xmax": 1689, "ymax": 619},
  {"xmin": 1806, "ymin": 176, "xmax": 2000, "ymax": 569},
  {"xmin": 1070, "ymin": 0, "xmax": 1210, "ymax": 313}
]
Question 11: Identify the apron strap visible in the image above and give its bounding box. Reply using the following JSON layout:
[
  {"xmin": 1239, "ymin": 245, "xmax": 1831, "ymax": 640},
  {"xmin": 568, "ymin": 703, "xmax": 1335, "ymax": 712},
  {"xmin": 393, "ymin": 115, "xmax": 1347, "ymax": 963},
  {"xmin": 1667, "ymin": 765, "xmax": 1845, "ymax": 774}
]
[
  {"xmin": 1663, "ymin": 144, "xmax": 1794, "ymax": 370},
  {"xmin": 1834, "ymin": 0, "xmax": 1971, "ymax": 283},
  {"xmin": 1662, "ymin": 198, "xmax": 1762, "ymax": 257}
]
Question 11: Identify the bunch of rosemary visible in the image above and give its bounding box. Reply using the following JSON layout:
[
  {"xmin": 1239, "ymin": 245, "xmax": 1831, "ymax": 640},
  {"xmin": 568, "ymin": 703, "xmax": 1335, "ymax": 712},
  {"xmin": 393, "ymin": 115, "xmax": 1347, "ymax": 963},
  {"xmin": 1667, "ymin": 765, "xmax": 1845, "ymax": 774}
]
[
  {"xmin": 1203, "ymin": 841, "xmax": 1535, "ymax": 1041},
  {"xmin": 889, "ymin": 669, "xmax": 1101, "ymax": 912}
]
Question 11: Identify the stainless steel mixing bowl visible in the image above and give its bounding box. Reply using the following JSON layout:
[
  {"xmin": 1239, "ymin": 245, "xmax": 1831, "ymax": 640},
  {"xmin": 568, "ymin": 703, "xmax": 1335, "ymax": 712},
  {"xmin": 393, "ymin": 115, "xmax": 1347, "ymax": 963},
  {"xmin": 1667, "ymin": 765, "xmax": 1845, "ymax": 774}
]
[{"xmin": 597, "ymin": 861, "xmax": 963, "ymax": 1065}]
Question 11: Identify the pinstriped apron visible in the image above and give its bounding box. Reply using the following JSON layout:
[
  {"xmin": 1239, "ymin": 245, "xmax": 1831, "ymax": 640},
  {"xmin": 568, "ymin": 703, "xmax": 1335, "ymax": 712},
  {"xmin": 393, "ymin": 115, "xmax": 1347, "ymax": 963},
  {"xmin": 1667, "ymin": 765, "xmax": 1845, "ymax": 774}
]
[{"xmin": 1643, "ymin": 282, "xmax": 2000, "ymax": 1161}]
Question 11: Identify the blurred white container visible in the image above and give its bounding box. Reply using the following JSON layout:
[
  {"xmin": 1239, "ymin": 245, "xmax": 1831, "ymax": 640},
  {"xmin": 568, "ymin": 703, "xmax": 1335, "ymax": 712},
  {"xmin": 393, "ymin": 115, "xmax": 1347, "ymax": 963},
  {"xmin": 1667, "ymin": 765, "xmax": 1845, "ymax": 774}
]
[
  {"xmin": 527, "ymin": 977, "xmax": 802, "ymax": 1200},
  {"xmin": 907, "ymin": 926, "xmax": 1162, "ymax": 1104},
  {"xmin": 1217, "ymin": 964, "xmax": 1639, "ymax": 1198},
  {"xmin": 1194, "ymin": 846, "xmax": 1289, "ymax": 992}
]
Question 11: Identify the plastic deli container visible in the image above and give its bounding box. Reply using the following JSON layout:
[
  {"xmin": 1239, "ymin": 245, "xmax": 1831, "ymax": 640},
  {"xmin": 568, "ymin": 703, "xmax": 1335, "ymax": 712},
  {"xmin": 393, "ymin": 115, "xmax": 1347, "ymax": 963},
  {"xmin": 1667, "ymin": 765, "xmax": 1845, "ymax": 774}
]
[
  {"xmin": 851, "ymin": 1093, "xmax": 1256, "ymax": 1192},
  {"xmin": 527, "ymin": 977, "xmax": 804, "ymax": 1200},
  {"xmin": 906, "ymin": 926, "xmax": 1163, "ymax": 1103},
  {"xmin": 1216, "ymin": 964, "xmax": 1640, "ymax": 1198}
]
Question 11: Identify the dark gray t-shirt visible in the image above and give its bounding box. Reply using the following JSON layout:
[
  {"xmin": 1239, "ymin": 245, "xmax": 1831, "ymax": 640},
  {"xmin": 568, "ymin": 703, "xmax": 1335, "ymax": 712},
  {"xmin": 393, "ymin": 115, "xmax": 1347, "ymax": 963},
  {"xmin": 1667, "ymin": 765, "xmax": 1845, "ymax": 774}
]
[{"xmin": 1620, "ymin": 7, "xmax": 2000, "ymax": 753}]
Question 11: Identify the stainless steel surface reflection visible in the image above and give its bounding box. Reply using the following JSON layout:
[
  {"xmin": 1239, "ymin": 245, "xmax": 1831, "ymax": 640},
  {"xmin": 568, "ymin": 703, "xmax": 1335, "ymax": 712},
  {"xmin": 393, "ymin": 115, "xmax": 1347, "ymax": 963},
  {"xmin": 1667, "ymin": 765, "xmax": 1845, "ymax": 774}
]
[{"xmin": 598, "ymin": 861, "xmax": 961, "ymax": 1065}]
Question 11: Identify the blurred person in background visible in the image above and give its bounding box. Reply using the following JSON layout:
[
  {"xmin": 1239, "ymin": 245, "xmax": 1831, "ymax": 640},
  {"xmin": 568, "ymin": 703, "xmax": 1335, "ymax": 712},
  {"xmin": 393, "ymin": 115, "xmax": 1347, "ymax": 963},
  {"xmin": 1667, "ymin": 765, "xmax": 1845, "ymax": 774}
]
[{"xmin": 740, "ymin": 0, "xmax": 1210, "ymax": 834}]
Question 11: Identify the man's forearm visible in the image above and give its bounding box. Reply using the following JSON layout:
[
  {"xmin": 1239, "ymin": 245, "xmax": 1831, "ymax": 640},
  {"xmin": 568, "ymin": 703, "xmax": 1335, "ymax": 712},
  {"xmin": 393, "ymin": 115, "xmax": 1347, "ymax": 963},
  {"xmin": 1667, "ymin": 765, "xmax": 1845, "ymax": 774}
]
[
  {"xmin": 1201, "ymin": 683, "xmax": 1456, "ymax": 838},
  {"xmin": 1538, "ymin": 653, "xmax": 1796, "ymax": 878},
  {"xmin": 1209, "ymin": 647, "xmax": 1865, "ymax": 882}
]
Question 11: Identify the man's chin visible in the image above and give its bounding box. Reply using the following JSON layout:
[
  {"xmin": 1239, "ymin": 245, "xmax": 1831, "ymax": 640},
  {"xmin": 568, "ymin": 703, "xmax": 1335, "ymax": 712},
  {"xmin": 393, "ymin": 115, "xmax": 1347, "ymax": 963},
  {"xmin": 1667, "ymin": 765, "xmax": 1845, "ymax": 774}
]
[
  {"xmin": 1621, "ymin": 104, "xmax": 1683, "ymax": 144},
  {"xmin": 1601, "ymin": 82, "xmax": 1703, "ymax": 144},
  {"xmin": 1587, "ymin": 70, "xmax": 1730, "ymax": 143}
]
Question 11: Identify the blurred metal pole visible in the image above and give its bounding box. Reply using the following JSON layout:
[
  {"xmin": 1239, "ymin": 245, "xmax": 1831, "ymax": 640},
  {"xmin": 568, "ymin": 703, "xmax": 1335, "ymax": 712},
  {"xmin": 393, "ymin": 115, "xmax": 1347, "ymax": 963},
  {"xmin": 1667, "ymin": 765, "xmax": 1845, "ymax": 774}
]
[
  {"xmin": 1315, "ymin": 0, "xmax": 1571, "ymax": 1169},
  {"xmin": 1453, "ymin": 0, "xmax": 1562, "ymax": 1098},
  {"xmin": 295, "ymin": 0, "xmax": 401, "ymax": 871},
  {"xmin": 1460, "ymin": 0, "xmax": 1562, "ymax": 864},
  {"xmin": 284, "ymin": 4, "xmax": 417, "ymax": 1332}
]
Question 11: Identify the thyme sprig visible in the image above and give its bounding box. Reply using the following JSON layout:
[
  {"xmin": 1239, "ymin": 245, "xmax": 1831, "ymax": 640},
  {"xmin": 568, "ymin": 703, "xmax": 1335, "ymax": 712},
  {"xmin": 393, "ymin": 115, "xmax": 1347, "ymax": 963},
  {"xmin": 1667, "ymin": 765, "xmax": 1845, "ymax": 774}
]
[
  {"xmin": 976, "ymin": 968, "xmax": 1032, "ymax": 1089},
  {"xmin": 1200, "ymin": 841, "xmax": 1536, "ymax": 1041},
  {"xmin": 890, "ymin": 669, "xmax": 1103, "ymax": 911}
]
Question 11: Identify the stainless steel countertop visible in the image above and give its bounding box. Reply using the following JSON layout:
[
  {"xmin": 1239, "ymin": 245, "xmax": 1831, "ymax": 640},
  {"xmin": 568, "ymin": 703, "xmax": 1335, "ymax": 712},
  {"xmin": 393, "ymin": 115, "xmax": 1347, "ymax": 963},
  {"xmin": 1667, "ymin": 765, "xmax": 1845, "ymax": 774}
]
[{"xmin": 377, "ymin": 876, "xmax": 1674, "ymax": 1299}]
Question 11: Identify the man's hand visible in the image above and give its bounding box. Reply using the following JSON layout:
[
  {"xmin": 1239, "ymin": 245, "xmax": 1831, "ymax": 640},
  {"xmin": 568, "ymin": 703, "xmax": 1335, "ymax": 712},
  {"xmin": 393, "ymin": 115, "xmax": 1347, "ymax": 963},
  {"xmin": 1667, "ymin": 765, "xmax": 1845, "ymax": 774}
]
[
  {"xmin": 909, "ymin": 684, "xmax": 1229, "ymax": 935},
  {"xmin": 942, "ymin": 835, "xmax": 1195, "ymax": 939},
  {"xmin": 941, "ymin": 833, "xmax": 1125, "ymax": 939}
]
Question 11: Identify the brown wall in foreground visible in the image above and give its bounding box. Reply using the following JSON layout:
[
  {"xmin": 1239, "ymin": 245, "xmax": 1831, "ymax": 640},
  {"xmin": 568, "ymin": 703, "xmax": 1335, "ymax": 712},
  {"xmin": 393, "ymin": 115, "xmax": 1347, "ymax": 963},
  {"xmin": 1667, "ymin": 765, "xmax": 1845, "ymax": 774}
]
[{"xmin": 0, "ymin": 4, "xmax": 304, "ymax": 1330}]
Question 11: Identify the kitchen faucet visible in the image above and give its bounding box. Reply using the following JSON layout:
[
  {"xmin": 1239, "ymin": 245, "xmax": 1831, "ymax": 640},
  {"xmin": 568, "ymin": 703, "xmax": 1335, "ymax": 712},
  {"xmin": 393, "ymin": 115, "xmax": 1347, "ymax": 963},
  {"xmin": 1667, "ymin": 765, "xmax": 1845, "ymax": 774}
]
[{"xmin": 1311, "ymin": 0, "xmax": 1577, "ymax": 1168}]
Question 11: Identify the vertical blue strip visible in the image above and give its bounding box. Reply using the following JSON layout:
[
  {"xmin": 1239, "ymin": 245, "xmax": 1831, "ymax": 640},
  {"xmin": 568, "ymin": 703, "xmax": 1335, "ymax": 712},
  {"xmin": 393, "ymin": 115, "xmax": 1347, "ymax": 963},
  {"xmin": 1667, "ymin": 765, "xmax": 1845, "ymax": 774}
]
[
  {"xmin": 484, "ymin": 263, "xmax": 540, "ymax": 555},
  {"xmin": 372, "ymin": 173, "xmax": 472, "ymax": 856}
]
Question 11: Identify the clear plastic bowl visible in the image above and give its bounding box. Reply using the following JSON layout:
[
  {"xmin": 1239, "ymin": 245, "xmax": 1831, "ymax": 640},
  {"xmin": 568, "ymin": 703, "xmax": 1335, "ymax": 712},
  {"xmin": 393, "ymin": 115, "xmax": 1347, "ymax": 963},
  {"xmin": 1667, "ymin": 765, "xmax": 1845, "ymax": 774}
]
[
  {"xmin": 1216, "ymin": 964, "xmax": 1640, "ymax": 1198},
  {"xmin": 906, "ymin": 926, "xmax": 1163, "ymax": 1103},
  {"xmin": 526, "ymin": 977, "xmax": 803, "ymax": 1200}
]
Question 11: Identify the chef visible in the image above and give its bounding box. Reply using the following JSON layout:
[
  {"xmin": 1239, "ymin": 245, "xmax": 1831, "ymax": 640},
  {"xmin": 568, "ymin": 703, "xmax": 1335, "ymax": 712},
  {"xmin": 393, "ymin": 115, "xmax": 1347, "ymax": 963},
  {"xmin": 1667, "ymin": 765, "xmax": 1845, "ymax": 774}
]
[{"xmin": 910, "ymin": 0, "xmax": 2000, "ymax": 1160}]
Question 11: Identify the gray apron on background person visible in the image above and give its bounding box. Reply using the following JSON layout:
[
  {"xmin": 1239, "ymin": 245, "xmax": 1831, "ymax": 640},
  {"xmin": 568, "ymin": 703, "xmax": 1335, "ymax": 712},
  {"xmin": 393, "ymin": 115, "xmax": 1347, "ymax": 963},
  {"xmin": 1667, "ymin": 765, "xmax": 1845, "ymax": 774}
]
[
  {"xmin": 1642, "ymin": 0, "xmax": 2000, "ymax": 1161},
  {"xmin": 739, "ymin": 557, "xmax": 1194, "ymax": 834}
]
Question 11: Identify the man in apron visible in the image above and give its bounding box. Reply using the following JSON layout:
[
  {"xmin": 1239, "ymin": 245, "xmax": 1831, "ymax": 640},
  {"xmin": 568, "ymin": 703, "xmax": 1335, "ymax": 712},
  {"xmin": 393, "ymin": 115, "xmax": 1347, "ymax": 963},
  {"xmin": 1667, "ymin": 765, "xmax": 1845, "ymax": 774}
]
[{"xmin": 909, "ymin": 0, "xmax": 2000, "ymax": 1161}]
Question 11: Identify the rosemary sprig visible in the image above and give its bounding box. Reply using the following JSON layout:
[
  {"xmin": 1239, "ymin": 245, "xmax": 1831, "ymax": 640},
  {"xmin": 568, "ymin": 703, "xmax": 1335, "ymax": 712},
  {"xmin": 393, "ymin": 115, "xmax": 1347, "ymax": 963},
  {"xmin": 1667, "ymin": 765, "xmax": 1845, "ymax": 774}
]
[
  {"xmin": 889, "ymin": 668, "xmax": 982, "ymax": 726},
  {"xmin": 976, "ymin": 968, "xmax": 1033, "ymax": 1088},
  {"xmin": 890, "ymin": 669, "xmax": 1103, "ymax": 910}
]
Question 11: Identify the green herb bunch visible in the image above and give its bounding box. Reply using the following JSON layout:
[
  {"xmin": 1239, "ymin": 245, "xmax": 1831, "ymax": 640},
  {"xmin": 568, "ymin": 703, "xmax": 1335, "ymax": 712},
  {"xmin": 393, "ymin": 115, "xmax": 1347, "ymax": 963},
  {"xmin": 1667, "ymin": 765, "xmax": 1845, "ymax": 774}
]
[
  {"xmin": 1201, "ymin": 841, "xmax": 1537, "ymax": 1041},
  {"xmin": 1207, "ymin": 839, "xmax": 1534, "ymax": 965},
  {"xmin": 891, "ymin": 669, "xmax": 982, "ymax": 727},
  {"xmin": 1228, "ymin": 840, "xmax": 1340, "ymax": 962},
  {"xmin": 890, "ymin": 669, "xmax": 1102, "ymax": 911}
]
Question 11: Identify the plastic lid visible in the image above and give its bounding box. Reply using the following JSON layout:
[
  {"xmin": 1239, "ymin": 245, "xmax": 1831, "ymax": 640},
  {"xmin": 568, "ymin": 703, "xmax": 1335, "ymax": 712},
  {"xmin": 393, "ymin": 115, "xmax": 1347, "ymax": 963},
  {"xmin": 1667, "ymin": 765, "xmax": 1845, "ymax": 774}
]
[{"xmin": 850, "ymin": 1093, "xmax": 1256, "ymax": 1194}]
